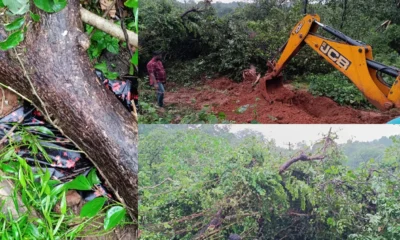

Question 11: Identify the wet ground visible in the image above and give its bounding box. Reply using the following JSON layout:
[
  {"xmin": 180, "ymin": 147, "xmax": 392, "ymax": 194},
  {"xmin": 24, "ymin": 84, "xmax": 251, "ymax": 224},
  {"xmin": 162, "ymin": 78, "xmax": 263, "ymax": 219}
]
[{"xmin": 164, "ymin": 78, "xmax": 397, "ymax": 124}]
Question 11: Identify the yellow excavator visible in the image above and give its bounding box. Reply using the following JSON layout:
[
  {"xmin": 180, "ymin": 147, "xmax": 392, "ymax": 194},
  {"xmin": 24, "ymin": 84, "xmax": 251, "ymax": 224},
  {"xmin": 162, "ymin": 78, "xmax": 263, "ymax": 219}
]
[{"xmin": 258, "ymin": 14, "xmax": 400, "ymax": 111}]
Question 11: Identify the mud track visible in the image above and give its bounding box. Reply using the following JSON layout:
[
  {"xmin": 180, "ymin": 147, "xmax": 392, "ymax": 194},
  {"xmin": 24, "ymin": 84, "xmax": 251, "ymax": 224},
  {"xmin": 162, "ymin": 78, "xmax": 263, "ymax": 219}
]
[{"xmin": 164, "ymin": 78, "xmax": 397, "ymax": 124}]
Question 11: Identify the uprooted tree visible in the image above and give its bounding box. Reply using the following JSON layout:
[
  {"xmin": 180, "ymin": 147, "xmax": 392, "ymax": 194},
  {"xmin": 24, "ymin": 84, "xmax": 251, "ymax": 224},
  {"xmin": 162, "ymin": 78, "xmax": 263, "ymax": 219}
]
[
  {"xmin": 0, "ymin": 0, "xmax": 138, "ymax": 222},
  {"xmin": 139, "ymin": 125, "xmax": 400, "ymax": 239}
]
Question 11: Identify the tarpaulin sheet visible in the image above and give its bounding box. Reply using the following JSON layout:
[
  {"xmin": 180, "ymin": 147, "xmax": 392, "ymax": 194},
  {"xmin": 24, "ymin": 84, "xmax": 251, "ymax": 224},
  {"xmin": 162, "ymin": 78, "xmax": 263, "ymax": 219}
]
[
  {"xmin": 96, "ymin": 69, "xmax": 139, "ymax": 111},
  {"xmin": 0, "ymin": 103, "xmax": 109, "ymax": 201}
]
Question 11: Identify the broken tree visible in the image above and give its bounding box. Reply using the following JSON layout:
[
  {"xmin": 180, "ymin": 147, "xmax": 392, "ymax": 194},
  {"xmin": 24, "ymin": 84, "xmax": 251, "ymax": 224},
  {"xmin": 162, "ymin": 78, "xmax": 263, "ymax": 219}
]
[{"xmin": 0, "ymin": 0, "xmax": 138, "ymax": 221}]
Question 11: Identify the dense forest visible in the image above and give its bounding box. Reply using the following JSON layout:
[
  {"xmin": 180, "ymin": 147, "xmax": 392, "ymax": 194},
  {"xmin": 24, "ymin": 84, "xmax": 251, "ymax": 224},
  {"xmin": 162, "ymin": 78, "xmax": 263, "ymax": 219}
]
[
  {"xmin": 139, "ymin": 125, "xmax": 400, "ymax": 239},
  {"xmin": 139, "ymin": 0, "xmax": 400, "ymax": 124}
]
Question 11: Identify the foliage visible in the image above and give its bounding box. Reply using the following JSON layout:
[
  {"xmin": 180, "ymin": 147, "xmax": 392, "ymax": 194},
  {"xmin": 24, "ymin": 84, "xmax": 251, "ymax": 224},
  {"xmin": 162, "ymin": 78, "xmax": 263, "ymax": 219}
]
[
  {"xmin": 83, "ymin": 1, "xmax": 139, "ymax": 75},
  {"xmin": 87, "ymin": 30, "xmax": 120, "ymax": 59},
  {"xmin": 341, "ymin": 136, "xmax": 393, "ymax": 168},
  {"xmin": 0, "ymin": 125, "xmax": 129, "ymax": 239},
  {"xmin": 139, "ymin": 126, "xmax": 400, "ymax": 239},
  {"xmin": 308, "ymin": 71, "xmax": 372, "ymax": 109},
  {"xmin": 140, "ymin": 0, "xmax": 400, "ymax": 108},
  {"xmin": 94, "ymin": 61, "xmax": 119, "ymax": 80},
  {"xmin": 140, "ymin": 0, "xmax": 262, "ymax": 83},
  {"xmin": 0, "ymin": 0, "xmax": 67, "ymax": 50}
]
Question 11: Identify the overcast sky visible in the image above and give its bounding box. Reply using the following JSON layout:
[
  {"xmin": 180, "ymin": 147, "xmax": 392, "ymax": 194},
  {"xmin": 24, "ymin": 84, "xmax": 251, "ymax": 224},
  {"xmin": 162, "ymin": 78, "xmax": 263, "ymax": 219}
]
[{"xmin": 230, "ymin": 125, "xmax": 400, "ymax": 148}]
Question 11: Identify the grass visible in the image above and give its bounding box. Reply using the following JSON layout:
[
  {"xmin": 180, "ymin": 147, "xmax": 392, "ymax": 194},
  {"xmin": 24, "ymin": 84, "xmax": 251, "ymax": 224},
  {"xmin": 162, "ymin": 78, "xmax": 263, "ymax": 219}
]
[{"xmin": 0, "ymin": 124, "xmax": 131, "ymax": 239}]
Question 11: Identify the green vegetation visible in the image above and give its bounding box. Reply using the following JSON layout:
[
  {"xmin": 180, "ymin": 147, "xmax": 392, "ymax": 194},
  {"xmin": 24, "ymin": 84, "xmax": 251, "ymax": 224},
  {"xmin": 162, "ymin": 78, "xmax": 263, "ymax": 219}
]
[
  {"xmin": 140, "ymin": 0, "xmax": 400, "ymax": 109},
  {"xmin": 0, "ymin": 0, "xmax": 67, "ymax": 50},
  {"xmin": 0, "ymin": 1, "xmax": 138, "ymax": 76},
  {"xmin": 0, "ymin": 125, "xmax": 130, "ymax": 238},
  {"xmin": 139, "ymin": 125, "xmax": 400, "ymax": 239},
  {"xmin": 84, "ymin": 0, "xmax": 139, "ymax": 77},
  {"xmin": 308, "ymin": 72, "xmax": 373, "ymax": 109}
]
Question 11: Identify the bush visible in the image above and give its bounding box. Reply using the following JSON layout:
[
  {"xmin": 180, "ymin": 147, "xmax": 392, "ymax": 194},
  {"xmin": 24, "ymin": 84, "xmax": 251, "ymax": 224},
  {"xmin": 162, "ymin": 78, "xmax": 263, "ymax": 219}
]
[{"xmin": 308, "ymin": 72, "xmax": 373, "ymax": 109}]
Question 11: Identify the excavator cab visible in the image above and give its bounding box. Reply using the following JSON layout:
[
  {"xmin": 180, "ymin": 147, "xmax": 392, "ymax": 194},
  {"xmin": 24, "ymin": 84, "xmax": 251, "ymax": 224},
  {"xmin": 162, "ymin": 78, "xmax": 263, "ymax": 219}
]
[{"xmin": 259, "ymin": 14, "xmax": 400, "ymax": 111}]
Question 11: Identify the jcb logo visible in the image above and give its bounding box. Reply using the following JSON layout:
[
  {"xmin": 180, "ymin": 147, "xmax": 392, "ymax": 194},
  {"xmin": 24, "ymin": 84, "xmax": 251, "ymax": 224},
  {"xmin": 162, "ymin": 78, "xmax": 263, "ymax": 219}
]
[
  {"xmin": 320, "ymin": 42, "xmax": 351, "ymax": 70},
  {"xmin": 294, "ymin": 21, "xmax": 304, "ymax": 34}
]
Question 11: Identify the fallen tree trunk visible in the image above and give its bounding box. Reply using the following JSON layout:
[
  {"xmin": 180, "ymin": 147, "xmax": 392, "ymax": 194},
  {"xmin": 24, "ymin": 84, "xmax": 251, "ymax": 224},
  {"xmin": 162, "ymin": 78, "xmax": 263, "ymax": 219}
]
[{"xmin": 0, "ymin": 0, "xmax": 138, "ymax": 221}]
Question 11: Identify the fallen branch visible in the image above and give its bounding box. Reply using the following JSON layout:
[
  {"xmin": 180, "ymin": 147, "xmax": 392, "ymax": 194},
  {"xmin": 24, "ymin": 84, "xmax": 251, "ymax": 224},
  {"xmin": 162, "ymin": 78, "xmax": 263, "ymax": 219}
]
[
  {"xmin": 181, "ymin": 8, "xmax": 205, "ymax": 18},
  {"xmin": 141, "ymin": 178, "xmax": 174, "ymax": 190},
  {"xmin": 279, "ymin": 152, "xmax": 325, "ymax": 174},
  {"xmin": 80, "ymin": 7, "xmax": 138, "ymax": 48},
  {"xmin": 279, "ymin": 128, "xmax": 333, "ymax": 174}
]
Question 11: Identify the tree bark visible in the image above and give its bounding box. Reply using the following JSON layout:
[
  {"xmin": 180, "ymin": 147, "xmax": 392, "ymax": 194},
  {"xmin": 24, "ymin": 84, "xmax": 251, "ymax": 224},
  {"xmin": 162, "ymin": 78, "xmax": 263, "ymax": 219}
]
[{"xmin": 0, "ymin": 0, "xmax": 138, "ymax": 221}]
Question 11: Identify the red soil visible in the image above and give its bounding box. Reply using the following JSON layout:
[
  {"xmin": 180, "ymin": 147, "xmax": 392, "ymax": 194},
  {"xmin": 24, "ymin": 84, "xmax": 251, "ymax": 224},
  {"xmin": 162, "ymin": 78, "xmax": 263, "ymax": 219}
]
[{"xmin": 164, "ymin": 78, "xmax": 398, "ymax": 124}]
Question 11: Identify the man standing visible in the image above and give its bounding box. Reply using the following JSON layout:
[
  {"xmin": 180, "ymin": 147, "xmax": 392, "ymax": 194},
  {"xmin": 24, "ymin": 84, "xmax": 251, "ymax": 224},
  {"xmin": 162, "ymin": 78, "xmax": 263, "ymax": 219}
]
[{"xmin": 147, "ymin": 51, "xmax": 166, "ymax": 107}]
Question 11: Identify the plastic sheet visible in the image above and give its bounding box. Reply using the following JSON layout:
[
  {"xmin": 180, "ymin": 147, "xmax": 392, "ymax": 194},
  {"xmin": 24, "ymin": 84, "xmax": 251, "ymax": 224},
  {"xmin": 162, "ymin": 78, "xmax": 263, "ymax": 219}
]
[
  {"xmin": 0, "ymin": 106, "xmax": 111, "ymax": 201},
  {"xmin": 95, "ymin": 69, "xmax": 139, "ymax": 111}
]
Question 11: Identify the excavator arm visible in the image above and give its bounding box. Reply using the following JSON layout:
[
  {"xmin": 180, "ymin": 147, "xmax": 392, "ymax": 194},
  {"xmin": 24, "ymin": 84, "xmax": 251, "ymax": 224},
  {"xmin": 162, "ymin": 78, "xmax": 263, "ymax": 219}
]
[{"xmin": 259, "ymin": 14, "xmax": 400, "ymax": 111}]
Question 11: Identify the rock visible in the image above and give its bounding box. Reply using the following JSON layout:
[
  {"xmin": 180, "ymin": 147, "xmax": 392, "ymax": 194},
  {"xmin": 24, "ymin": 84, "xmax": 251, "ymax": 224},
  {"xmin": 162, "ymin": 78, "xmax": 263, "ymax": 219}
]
[{"xmin": 66, "ymin": 190, "xmax": 82, "ymax": 207}]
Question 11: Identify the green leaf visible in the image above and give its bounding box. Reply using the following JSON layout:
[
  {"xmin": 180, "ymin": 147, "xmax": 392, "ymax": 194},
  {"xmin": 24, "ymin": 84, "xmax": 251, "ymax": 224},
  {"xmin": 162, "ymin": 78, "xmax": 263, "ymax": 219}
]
[
  {"xmin": 124, "ymin": 0, "xmax": 138, "ymax": 8},
  {"xmin": 87, "ymin": 169, "xmax": 101, "ymax": 186},
  {"xmin": 60, "ymin": 191, "xmax": 67, "ymax": 214},
  {"xmin": 94, "ymin": 61, "xmax": 108, "ymax": 73},
  {"xmin": 104, "ymin": 206, "xmax": 126, "ymax": 230},
  {"xmin": 66, "ymin": 175, "xmax": 92, "ymax": 191},
  {"xmin": 50, "ymin": 184, "xmax": 65, "ymax": 196},
  {"xmin": 3, "ymin": 148, "xmax": 15, "ymax": 161},
  {"xmin": 105, "ymin": 71, "xmax": 119, "ymax": 80},
  {"xmin": 91, "ymin": 31, "xmax": 106, "ymax": 41},
  {"xmin": 12, "ymin": 223, "xmax": 19, "ymax": 239},
  {"xmin": 0, "ymin": 30, "xmax": 24, "ymax": 50},
  {"xmin": 25, "ymin": 126, "xmax": 55, "ymax": 136},
  {"xmin": 94, "ymin": 62, "xmax": 119, "ymax": 80},
  {"xmin": 0, "ymin": 0, "xmax": 4, "ymax": 8},
  {"xmin": 1, "ymin": 163, "xmax": 16, "ymax": 173},
  {"xmin": 18, "ymin": 167, "xmax": 26, "ymax": 189},
  {"xmin": 207, "ymin": 115, "xmax": 218, "ymax": 124},
  {"xmin": 106, "ymin": 42, "xmax": 119, "ymax": 54},
  {"xmin": 3, "ymin": 0, "xmax": 29, "ymax": 15},
  {"xmin": 5, "ymin": 17, "xmax": 25, "ymax": 31},
  {"xmin": 26, "ymin": 223, "xmax": 40, "ymax": 238},
  {"xmin": 217, "ymin": 112, "xmax": 226, "ymax": 120},
  {"xmin": 130, "ymin": 50, "xmax": 139, "ymax": 66},
  {"xmin": 33, "ymin": 0, "xmax": 67, "ymax": 13},
  {"xmin": 30, "ymin": 12, "xmax": 40, "ymax": 22},
  {"xmin": 80, "ymin": 197, "xmax": 107, "ymax": 218},
  {"xmin": 327, "ymin": 217, "xmax": 335, "ymax": 226}
]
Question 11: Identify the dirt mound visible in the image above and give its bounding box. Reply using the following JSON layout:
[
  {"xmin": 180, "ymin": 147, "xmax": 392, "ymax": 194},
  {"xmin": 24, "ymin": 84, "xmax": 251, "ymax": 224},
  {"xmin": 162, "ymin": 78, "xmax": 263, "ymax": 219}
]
[{"xmin": 164, "ymin": 78, "xmax": 397, "ymax": 124}]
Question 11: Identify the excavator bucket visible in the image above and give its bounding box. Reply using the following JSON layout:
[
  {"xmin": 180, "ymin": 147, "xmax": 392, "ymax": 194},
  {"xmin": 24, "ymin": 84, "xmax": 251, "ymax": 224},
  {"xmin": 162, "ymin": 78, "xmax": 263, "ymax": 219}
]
[{"xmin": 258, "ymin": 61, "xmax": 285, "ymax": 101}]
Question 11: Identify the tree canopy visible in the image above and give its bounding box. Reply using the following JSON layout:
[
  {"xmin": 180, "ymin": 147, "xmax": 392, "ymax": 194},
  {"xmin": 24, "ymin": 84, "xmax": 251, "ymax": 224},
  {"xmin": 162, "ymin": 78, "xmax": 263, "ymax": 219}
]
[{"xmin": 139, "ymin": 126, "xmax": 400, "ymax": 239}]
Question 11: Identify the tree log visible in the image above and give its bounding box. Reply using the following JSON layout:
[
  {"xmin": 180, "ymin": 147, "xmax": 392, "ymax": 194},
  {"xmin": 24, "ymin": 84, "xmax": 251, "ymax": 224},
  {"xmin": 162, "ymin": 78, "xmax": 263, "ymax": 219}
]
[
  {"xmin": 80, "ymin": 7, "xmax": 138, "ymax": 48},
  {"xmin": 0, "ymin": 0, "xmax": 138, "ymax": 220}
]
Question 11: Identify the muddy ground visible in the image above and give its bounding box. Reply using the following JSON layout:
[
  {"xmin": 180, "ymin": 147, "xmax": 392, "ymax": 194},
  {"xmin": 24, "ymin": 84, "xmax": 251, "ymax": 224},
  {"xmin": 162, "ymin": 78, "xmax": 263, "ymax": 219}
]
[{"xmin": 163, "ymin": 78, "xmax": 398, "ymax": 124}]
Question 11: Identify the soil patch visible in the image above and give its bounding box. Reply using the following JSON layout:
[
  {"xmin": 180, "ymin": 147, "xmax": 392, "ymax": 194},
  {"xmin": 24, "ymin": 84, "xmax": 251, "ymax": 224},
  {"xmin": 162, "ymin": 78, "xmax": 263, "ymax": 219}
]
[{"xmin": 164, "ymin": 78, "xmax": 397, "ymax": 124}]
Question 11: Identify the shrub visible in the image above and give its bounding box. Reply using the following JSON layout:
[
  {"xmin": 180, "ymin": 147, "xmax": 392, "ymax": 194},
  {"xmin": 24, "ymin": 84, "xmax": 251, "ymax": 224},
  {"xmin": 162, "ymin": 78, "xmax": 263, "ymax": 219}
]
[{"xmin": 308, "ymin": 72, "xmax": 373, "ymax": 109}]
